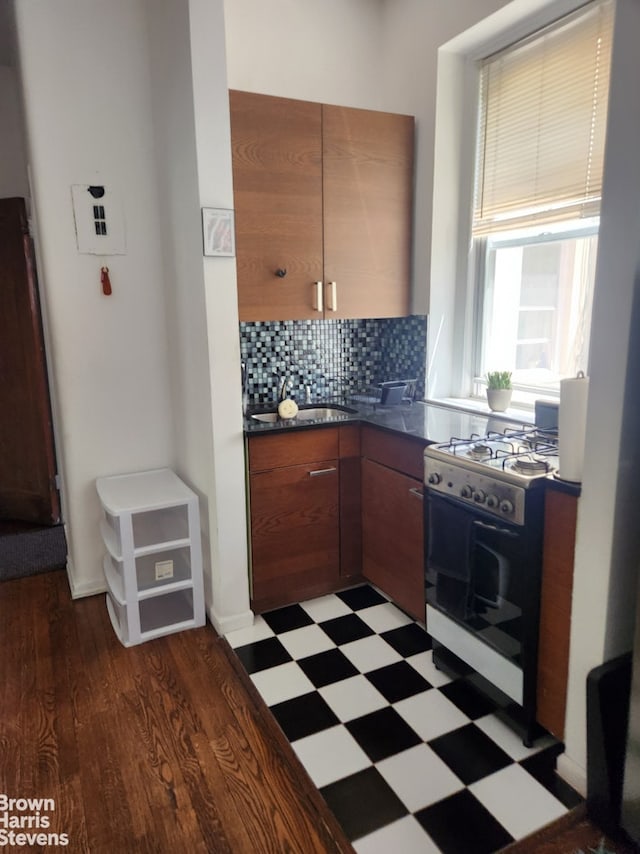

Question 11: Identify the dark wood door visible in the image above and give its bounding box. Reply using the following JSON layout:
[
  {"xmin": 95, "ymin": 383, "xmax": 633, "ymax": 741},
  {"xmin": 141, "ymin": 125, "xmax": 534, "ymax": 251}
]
[
  {"xmin": 0, "ymin": 197, "xmax": 60, "ymax": 524},
  {"xmin": 249, "ymin": 460, "xmax": 340, "ymax": 609}
]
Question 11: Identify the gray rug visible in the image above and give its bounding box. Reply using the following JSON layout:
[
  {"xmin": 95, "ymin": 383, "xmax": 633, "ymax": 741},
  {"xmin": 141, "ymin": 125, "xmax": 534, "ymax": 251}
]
[{"xmin": 0, "ymin": 523, "xmax": 67, "ymax": 581}]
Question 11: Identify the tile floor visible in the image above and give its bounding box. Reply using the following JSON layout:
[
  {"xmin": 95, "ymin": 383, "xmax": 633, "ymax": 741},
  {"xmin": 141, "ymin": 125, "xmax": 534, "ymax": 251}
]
[{"xmin": 226, "ymin": 585, "xmax": 582, "ymax": 854}]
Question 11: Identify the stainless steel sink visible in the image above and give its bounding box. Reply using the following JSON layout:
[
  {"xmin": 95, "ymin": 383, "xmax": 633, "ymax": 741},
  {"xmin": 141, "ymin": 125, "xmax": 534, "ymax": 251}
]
[
  {"xmin": 296, "ymin": 406, "xmax": 353, "ymax": 420},
  {"xmin": 250, "ymin": 405, "xmax": 356, "ymax": 423},
  {"xmin": 250, "ymin": 412, "xmax": 279, "ymax": 423}
]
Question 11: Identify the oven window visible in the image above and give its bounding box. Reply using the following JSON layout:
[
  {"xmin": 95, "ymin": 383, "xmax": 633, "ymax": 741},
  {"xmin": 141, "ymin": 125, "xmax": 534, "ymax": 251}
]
[{"xmin": 426, "ymin": 495, "xmax": 527, "ymax": 664}]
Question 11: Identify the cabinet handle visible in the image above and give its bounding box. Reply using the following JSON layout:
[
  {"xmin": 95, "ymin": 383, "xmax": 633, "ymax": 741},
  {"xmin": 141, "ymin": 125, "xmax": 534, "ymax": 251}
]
[
  {"xmin": 409, "ymin": 487, "xmax": 424, "ymax": 500},
  {"xmin": 309, "ymin": 466, "xmax": 337, "ymax": 477},
  {"xmin": 313, "ymin": 281, "xmax": 323, "ymax": 312},
  {"xmin": 326, "ymin": 281, "xmax": 337, "ymax": 312}
]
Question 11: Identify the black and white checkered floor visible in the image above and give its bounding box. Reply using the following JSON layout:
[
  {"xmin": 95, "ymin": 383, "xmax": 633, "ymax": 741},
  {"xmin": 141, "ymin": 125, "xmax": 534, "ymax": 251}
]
[{"xmin": 226, "ymin": 585, "xmax": 581, "ymax": 853}]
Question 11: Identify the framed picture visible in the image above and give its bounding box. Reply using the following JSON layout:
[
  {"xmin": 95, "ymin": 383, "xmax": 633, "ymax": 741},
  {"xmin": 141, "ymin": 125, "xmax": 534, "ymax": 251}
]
[{"xmin": 201, "ymin": 207, "xmax": 235, "ymax": 257}]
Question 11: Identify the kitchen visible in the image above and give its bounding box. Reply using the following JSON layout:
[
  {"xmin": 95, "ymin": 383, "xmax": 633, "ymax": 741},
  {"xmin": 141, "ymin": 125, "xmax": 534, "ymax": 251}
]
[{"xmin": 2, "ymin": 0, "xmax": 640, "ymax": 850}]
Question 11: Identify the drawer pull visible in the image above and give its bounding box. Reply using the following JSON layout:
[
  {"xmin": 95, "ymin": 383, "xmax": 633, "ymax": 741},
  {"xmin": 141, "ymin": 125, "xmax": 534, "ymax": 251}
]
[
  {"xmin": 309, "ymin": 467, "xmax": 337, "ymax": 477},
  {"xmin": 409, "ymin": 487, "xmax": 424, "ymax": 500}
]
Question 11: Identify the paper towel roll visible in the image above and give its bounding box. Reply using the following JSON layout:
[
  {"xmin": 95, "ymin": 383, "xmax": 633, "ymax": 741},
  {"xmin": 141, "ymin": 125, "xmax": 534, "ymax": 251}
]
[{"xmin": 558, "ymin": 373, "xmax": 589, "ymax": 483}]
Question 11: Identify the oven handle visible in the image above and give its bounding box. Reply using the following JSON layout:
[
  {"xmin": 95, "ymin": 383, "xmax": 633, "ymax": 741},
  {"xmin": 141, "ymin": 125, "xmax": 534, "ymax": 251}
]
[{"xmin": 472, "ymin": 519, "xmax": 518, "ymax": 538}]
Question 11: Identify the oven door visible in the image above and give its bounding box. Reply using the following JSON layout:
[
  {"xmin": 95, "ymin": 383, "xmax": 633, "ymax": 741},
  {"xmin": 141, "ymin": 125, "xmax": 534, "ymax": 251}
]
[{"xmin": 426, "ymin": 490, "xmax": 527, "ymax": 666}]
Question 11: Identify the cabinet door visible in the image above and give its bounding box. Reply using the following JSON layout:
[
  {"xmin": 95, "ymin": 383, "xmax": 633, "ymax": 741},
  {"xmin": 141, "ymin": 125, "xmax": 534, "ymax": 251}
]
[
  {"xmin": 230, "ymin": 90, "xmax": 323, "ymax": 321},
  {"xmin": 250, "ymin": 460, "xmax": 339, "ymax": 608},
  {"xmin": 322, "ymin": 105, "xmax": 414, "ymax": 319},
  {"xmin": 361, "ymin": 458, "xmax": 425, "ymax": 622},
  {"xmin": 537, "ymin": 488, "xmax": 578, "ymax": 739}
]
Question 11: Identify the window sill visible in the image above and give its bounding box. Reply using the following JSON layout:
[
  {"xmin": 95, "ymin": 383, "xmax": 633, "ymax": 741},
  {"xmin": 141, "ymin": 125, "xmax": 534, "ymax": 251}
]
[{"xmin": 426, "ymin": 396, "xmax": 536, "ymax": 426}]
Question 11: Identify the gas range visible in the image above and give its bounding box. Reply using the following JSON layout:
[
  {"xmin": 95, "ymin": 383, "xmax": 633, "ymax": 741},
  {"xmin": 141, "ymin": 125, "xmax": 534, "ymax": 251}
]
[{"xmin": 424, "ymin": 427, "xmax": 558, "ymax": 525}]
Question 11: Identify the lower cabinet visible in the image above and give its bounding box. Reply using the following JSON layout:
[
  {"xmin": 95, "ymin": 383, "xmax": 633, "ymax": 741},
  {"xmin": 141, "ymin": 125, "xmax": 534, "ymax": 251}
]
[
  {"xmin": 247, "ymin": 423, "xmax": 427, "ymax": 618},
  {"xmin": 247, "ymin": 425, "xmax": 361, "ymax": 612},
  {"xmin": 361, "ymin": 426, "xmax": 427, "ymax": 622},
  {"xmin": 536, "ymin": 485, "xmax": 579, "ymax": 739}
]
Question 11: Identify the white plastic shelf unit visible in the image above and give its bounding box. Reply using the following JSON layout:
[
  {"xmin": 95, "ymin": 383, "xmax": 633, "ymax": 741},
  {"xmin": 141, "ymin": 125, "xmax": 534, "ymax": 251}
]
[{"xmin": 96, "ymin": 468, "xmax": 205, "ymax": 647}]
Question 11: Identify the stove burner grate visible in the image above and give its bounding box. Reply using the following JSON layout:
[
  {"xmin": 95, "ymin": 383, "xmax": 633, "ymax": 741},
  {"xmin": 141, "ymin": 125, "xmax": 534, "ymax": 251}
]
[
  {"xmin": 431, "ymin": 427, "xmax": 559, "ymax": 480},
  {"xmin": 467, "ymin": 443, "xmax": 492, "ymax": 460},
  {"xmin": 511, "ymin": 456, "xmax": 551, "ymax": 475}
]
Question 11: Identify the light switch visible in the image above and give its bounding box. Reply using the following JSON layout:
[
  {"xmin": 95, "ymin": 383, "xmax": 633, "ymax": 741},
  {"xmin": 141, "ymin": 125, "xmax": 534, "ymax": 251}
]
[{"xmin": 71, "ymin": 184, "xmax": 126, "ymax": 254}]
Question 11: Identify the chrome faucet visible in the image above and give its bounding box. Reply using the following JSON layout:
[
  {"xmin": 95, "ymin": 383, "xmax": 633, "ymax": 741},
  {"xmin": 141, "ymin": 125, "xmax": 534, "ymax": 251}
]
[{"xmin": 278, "ymin": 375, "xmax": 290, "ymax": 401}]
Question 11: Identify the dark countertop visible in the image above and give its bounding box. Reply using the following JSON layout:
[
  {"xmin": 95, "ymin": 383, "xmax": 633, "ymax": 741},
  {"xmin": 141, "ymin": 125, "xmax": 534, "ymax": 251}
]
[
  {"xmin": 243, "ymin": 399, "xmax": 530, "ymax": 445},
  {"xmin": 244, "ymin": 399, "xmax": 581, "ymax": 500},
  {"xmin": 546, "ymin": 474, "xmax": 582, "ymax": 498}
]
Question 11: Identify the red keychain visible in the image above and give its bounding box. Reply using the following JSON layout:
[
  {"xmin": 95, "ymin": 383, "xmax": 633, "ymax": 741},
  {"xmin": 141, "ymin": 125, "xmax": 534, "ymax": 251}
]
[{"xmin": 101, "ymin": 266, "xmax": 112, "ymax": 296}]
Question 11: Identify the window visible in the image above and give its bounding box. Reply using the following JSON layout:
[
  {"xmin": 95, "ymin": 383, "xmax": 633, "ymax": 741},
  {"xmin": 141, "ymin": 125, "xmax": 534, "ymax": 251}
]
[{"xmin": 471, "ymin": 0, "xmax": 613, "ymax": 403}]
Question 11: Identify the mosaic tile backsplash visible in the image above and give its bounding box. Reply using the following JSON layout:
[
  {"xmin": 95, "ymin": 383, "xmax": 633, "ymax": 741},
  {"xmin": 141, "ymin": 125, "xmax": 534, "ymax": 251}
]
[{"xmin": 239, "ymin": 316, "xmax": 427, "ymax": 407}]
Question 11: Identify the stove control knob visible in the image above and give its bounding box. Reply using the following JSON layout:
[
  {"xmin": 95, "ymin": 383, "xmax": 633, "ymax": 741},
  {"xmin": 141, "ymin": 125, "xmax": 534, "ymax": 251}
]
[
  {"xmin": 500, "ymin": 499, "xmax": 515, "ymax": 515},
  {"xmin": 473, "ymin": 490, "xmax": 486, "ymax": 504},
  {"xmin": 460, "ymin": 485, "xmax": 473, "ymax": 499},
  {"xmin": 486, "ymin": 494, "xmax": 499, "ymax": 509},
  {"xmin": 428, "ymin": 472, "xmax": 442, "ymax": 485}
]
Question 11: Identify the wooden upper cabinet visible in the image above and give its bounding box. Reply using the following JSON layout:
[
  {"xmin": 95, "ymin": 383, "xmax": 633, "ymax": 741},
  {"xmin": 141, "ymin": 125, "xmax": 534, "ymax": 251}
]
[
  {"xmin": 322, "ymin": 104, "xmax": 414, "ymax": 319},
  {"xmin": 229, "ymin": 91, "xmax": 323, "ymax": 321},
  {"xmin": 229, "ymin": 90, "xmax": 414, "ymax": 321}
]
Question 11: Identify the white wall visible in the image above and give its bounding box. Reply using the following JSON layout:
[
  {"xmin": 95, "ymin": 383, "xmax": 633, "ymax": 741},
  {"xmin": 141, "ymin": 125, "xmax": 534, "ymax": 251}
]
[
  {"xmin": 224, "ymin": 0, "xmax": 385, "ymax": 107},
  {"xmin": 0, "ymin": 66, "xmax": 28, "ymax": 198},
  {"xmin": 378, "ymin": 0, "xmax": 511, "ymax": 315},
  {"xmin": 14, "ymin": 0, "xmax": 174, "ymax": 596},
  {"xmin": 560, "ymin": 0, "xmax": 640, "ymax": 792},
  {"xmin": 146, "ymin": 0, "xmax": 252, "ymax": 633}
]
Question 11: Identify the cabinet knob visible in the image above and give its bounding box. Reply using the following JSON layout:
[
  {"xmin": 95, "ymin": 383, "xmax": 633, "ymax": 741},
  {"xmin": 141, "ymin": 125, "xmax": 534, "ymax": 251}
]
[{"xmin": 275, "ymin": 268, "xmax": 287, "ymax": 278}]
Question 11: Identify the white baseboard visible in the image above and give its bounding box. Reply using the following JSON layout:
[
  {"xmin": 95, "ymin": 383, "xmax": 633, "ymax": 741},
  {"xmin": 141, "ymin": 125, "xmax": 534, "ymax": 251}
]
[
  {"xmin": 66, "ymin": 557, "xmax": 106, "ymax": 599},
  {"xmin": 207, "ymin": 602, "xmax": 254, "ymax": 636},
  {"xmin": 556, "ymin": 752, "xmax": 587, "ymax": 797}
]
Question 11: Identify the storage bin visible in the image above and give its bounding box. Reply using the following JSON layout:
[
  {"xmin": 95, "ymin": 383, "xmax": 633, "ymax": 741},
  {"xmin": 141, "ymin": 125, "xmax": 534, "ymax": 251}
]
[
  {"xmin": 131, "ymin": 505, "xmax": 189, "ymax": 549},
  {"xmin": 96, "ymin": 468, "xmax": 205, "ymax": 647},
  {"xmin": 139, "ymin": 589, "xmax": 195, "ymax": 635},
  {"xmin": 106, "ymin": 590, "xmax": 130, "ymax": 646},
  {"xmin": 135, "ymin": 546, "xmax": 192, "ymax": 593}
]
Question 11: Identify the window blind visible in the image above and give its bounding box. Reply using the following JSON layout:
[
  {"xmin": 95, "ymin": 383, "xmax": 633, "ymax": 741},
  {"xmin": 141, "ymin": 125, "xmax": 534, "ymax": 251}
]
[{"xmin": 473, "ymin": 0, "xmax": 613, "ymax": 236}]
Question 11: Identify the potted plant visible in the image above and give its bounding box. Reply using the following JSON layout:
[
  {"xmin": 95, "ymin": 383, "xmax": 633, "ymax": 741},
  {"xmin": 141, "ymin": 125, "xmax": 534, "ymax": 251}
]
[{"xmin": 486, "ymin": 371, "xmax": 512, "ymax": 412}]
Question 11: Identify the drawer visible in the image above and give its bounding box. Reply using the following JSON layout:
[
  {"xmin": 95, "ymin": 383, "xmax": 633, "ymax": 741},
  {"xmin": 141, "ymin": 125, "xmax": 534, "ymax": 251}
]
[
  {"xmin": 361, "ymin": 424, "xmax": 427, "ymax": 479},
  {"xmin": 104, "ymin": 548, "xmax": 193, "ymax": 599},
  {"xmin": 100, "ymin": 504, "xmax": 190, "ymax": 557},
  {"xmin": 139, "ymin": 588, "xmax": 195, "ymax": 635},
  {"xmin": 106, "ymin": 590, "xmax": 130, "ymax": 646},
  {"xmin": 248, "ymin": 427, "xmax": 340, "ymax": 471}
]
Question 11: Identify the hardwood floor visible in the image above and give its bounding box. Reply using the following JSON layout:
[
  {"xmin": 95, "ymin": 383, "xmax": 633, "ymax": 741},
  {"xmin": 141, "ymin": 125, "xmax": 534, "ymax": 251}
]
[
  {"xmin": 0, "ymin": 569, "xmax": 352, "ymax": 853},
  {"xmin": 501, "ymin": 803, "xmax": 638, "ymax": 854}
]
